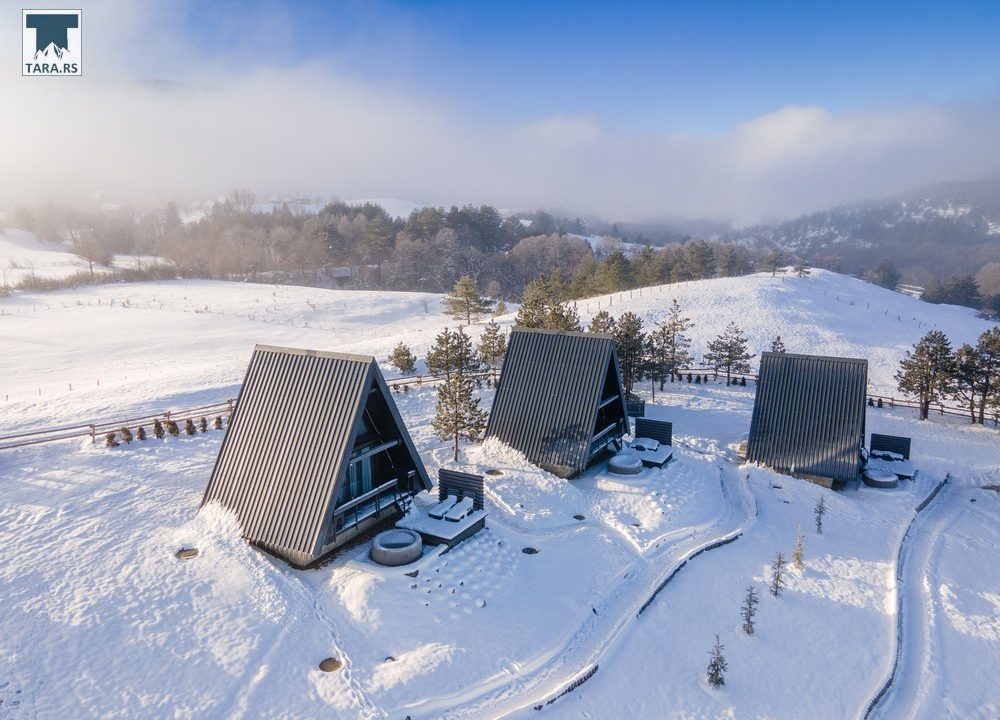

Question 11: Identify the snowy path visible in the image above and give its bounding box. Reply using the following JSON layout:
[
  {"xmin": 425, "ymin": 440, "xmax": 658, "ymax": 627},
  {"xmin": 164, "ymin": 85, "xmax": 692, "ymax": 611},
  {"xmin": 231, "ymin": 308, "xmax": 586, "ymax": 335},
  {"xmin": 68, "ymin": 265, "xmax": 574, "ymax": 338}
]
[
  {"xmin": 869, "ymin": 481, "xmax": 1000, "ymax": 720},
  {"xmin": 866, "ymin": 480, "xmax": 951, "ymax": 719},
  {"xmin": 408, "ymin": 464, "xmax": 756, "ymax": 720}
]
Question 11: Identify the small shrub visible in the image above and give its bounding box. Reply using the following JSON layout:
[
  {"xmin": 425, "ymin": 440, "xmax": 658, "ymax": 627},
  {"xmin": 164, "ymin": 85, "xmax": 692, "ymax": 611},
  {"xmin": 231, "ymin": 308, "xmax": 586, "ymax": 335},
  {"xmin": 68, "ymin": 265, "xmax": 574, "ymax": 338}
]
[
  {"xmin": 213, "ymin": 415, "xmax": 223, "ymax": 430},
  {"xmin": 741, "ymin": 585, "xmax": 759, "ymax": 635},
  {"xmin": 105, "ymin": 432, "xmax": 119, "ymax": 448},
  {"xmin": 185, "ymin": 419, "xmax": 196, "ymax": 436},
  {"xmin": 119, "ymin": 426, "xmax": 133, "ymax": 444},
  {"xmin": 707, "ymin": 634, "xmax": 727, "ymax": 688},
  {"xmin": 166, "ymin": 419, "xmax": 179, "ymax": 437},
  {"xmin": 153, "ymin": 418, "xmax": 165, "ymax": 439},
  {"xmin": 136, "ymin": 426, "xmax": 147, "ymax": 441},
  {"xmin": 770, "ymin": 551, "xmax": 787, "ymax": 597},
  {"xmin": 199, "ymin": 417, "xmax": 208, "ymax": 433}
]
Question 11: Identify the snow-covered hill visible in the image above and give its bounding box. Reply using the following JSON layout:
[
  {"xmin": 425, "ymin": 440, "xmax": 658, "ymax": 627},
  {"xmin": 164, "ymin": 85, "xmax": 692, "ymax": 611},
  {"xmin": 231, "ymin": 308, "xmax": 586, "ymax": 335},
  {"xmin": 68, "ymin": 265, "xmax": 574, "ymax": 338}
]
[{"xmin": 0, "ymin": 270, "xmax": 997, "ymax": 718}]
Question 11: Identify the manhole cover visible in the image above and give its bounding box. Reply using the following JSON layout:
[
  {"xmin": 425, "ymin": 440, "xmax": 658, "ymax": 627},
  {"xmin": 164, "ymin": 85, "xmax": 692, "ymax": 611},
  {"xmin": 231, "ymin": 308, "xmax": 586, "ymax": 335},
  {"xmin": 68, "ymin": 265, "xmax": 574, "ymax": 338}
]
[
  {"xmin": 319, "ymin": 657, "xmax": 343, "ymax": 673},
  {"xmin": 175, "ymin": 547, "xmax": 199, "ymax": 560},
  {"xmin": 573, "ymin": 514, "xmax": 585, "ymax": 521},
  {"xmin": 522, "ymin": 547, "xmax": 538, "ymax": 555},
  {"xmin": 485, "ymin": 469, "xmax": 503, "ymax": 476}
]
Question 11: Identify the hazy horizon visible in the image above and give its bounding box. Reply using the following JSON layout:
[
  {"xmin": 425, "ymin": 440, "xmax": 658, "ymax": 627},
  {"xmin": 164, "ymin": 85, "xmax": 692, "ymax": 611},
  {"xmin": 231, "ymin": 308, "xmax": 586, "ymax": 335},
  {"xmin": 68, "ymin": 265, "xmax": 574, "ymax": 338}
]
[{"xmin": 3, "ymin": 1, "xmax": 1000, "ymax": 224}]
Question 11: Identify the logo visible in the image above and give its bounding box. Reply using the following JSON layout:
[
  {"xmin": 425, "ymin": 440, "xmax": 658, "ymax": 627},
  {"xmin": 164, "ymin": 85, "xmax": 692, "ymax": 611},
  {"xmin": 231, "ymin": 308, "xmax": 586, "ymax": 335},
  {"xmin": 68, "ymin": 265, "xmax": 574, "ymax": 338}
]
[{"xmin": 22, "ymin": 9, "xmax": 82, "ymax": 76}]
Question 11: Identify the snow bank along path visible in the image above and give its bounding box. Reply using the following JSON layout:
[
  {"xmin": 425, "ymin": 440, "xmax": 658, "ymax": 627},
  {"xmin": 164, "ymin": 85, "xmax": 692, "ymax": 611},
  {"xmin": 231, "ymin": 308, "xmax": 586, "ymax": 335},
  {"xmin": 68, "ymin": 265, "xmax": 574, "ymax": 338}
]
[{"xmin": 864, "ymin": 476, "xmax": 949, "ymax": 719}]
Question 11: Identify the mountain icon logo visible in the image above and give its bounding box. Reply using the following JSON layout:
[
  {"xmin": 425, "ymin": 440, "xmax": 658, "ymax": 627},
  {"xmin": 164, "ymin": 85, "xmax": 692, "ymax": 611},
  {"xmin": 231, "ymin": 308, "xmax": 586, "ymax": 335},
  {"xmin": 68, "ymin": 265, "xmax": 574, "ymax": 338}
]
[{"xmin": 25, "ymin": 13, "xmax": 78, "ymax": 58}]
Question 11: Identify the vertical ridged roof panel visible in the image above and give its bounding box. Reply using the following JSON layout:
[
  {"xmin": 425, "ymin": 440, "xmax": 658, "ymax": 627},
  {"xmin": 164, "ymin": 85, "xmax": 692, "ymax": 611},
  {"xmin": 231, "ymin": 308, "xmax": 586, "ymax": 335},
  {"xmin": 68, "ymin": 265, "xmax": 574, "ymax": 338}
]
[
  {"xmin": 203, "ymin": 345, "xmax": 373, "ymax": 557},
  {"xmin": 746, "ymin": 352, "xmax": 868, "ymax": 485},
  {"xmin": 485, "ymin": 328, "xmax": 628, "ymax": 477}
]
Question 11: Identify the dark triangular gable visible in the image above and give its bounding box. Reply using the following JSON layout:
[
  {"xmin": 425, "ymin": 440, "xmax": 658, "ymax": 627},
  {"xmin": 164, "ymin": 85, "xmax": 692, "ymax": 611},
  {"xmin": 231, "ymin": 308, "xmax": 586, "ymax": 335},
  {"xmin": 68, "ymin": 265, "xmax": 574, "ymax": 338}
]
[
  {"xmin": 315, "ymin": 360, "xmax": 432, "ymax": 549},
  {"xmin": 486, "ymin": 328, "xmax": 630, "ymax": 478}
]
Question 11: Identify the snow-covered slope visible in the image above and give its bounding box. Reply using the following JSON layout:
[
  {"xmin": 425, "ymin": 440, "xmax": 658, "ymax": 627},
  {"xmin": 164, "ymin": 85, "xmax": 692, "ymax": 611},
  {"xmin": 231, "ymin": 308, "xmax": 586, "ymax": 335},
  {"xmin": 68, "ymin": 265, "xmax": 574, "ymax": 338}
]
[
  {"xmin": 0, "ymin": 229, "xmax": 93, "ymax": 286},
  {"xmin": 1, "ymin": 270, "xmax": 998, "ymax": 719}
]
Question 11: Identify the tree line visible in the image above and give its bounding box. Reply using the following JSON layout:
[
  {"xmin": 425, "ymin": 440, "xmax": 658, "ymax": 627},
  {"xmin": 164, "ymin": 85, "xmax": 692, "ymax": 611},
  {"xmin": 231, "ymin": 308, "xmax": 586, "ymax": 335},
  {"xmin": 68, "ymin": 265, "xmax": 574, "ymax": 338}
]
[{"xmin": 895, "ymin": 327, "xmax": 1000, "ymax": 422}]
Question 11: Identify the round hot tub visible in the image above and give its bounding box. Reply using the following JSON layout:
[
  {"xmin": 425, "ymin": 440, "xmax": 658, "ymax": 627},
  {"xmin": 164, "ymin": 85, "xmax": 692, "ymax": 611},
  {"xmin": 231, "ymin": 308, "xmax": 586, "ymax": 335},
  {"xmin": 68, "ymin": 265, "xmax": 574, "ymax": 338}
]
[
  {"xmin": 863, "ymin": 468, "xmax": 898, "ymax": 489},
  {"xmin": 370, "ymin": 529, "xmax": 423, "ymax": 566},
  {"xmin": 608, "ymin": 453, "xmax": 643, "ymax": 476}
]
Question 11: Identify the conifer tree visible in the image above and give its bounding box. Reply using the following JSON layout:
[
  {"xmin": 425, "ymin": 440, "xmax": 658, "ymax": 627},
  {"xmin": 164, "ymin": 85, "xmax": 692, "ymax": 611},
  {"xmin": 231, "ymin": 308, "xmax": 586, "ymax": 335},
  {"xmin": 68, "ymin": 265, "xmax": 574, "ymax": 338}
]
[
  {"xmin": 185, "ymin": 418, "xmax": 197, "ymax": 436},
  {"xmin": 433, "ymin": 368, "xmax": 488, "ymax": 462},
  {"xmin": 650, "ymin": 299, "xmax": 694, "ymax": 387},
  {"xmin": 166, "ymin": 418, "xmax": 180, "ymax": 437},
  {"xmin": 952, "ymin": 343, "xmax": 982, "ymax": 423},
  {"xmin": 478, "ymin": 320, "xmax": 507, "ymax": 382},
  {"xmin": 973, "ymin": 327, "xmax": 1000, "ymax": 424},
  {"xmin": 547, "ymin": 302, "xmax": 582, "ymax": 332},
  {"xmin": 136, "ymin": 425, "xmax": 147, "ymax": 441},
  {"xmin": 895, "ymin": 330, "xmax": 954, "ymax": 420},
  {"xmin": 770, "ymin": 336, "xmax": 786, "ymax": 353},
  {"xmin": 766, "ymin": 247, "xmax": 785, "ymax": 276},
  {"xmin": 494, "ymin": 298, "xmax": 509, "ymax": 316},
  {"xmin": 199, "ymin": 416, "xmax": 208, "ymax": 433},
  {"xmin": 515, "ymin": 276, "xmax": 551, "ymax": 329},
  {"xmin": 426, "ymin": 327, "xmax": 479, "ymax": 379},
  {"xmin": 442, "ymin": 275, "xmax": 492, "ymax": 326},
  {"xmin": 390, "ymin": 341, "xmax": 417, "ymax": 373},
  {"xmin": 213, "ymin": 415, "xmax": 223, "ymax": 430},
  {"xmin": 614, "ymin": 312, "xmax": 646, "ymax": 396},
  {"xmin": 119, "ymin": 426, "xmax": 133, "ymax": 444},
  {"xmin": 153, "ymin": 417, "xmax": 165, "ymax": 439},
  {"xmin": 588, "ymin": 309, "xmax": 616, "ymax": 335},
  {"xmin": 741, "ymin": 585, "xmax": 759, "ymax": 635},
  {"xmin": 814, "ymin": 495, "xmax": 827, "ymax": 534},
  {"xmin": 792, "ymin": 526, "xmax": 805, "ymax": 571},
  {"xmin": 770, "ymin": 551, "xmax": 787, "ymax": 597},
  {"xmin": 706, "ymin": 634, "xmax": 728, "ymax": 688},
  {"xmin": 705, "ymin": 322, "xmax": 756, "ymax": 386},
  {"xmin": 794, "ymin": 259, "xmax": 810, "ymax": 278},
  {"xmin": 105, "ymin": 432, "xmax": 119, "ymax": 448}
]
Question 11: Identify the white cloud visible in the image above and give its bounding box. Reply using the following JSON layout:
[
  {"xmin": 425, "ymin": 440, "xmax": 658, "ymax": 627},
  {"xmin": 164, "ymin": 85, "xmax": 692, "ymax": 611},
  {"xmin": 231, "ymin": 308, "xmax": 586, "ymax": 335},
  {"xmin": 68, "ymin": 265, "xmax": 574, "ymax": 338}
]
[{"xmin": 2, "ymin": 1, "xmax": 999, "ymax": 223}]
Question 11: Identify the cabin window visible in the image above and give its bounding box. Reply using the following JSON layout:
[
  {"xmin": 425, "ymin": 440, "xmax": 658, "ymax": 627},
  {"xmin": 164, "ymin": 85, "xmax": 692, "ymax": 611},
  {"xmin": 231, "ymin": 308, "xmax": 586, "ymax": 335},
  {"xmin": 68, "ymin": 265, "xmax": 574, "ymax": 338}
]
[{"xmin": 343, "ymin": 455, "xmax": 373, "ymax": 502}]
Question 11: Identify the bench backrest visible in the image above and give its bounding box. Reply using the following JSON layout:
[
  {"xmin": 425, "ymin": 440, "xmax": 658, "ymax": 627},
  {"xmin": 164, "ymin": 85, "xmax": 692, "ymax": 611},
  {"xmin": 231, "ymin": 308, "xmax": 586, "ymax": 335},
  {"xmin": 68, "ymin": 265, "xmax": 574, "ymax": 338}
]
[
  {"xmin": 870, "ymin": 433, "xmax": 911, "ymax": 460},
  {"xmin": 438, "ymin": 469, "xmax": 485, "ymax": 511},
  {"xmin": 634, "ymin": 418, "xmax": 673, "ymax": 446}
]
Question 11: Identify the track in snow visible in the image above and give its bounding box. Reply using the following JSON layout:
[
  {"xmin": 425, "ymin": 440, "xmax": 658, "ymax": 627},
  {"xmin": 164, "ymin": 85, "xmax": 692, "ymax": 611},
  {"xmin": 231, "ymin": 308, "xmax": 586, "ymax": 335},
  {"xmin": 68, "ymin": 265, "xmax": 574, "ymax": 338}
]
[{"xmin": 865, "ymin": 478, "xmax": 952, "ymax": 720}]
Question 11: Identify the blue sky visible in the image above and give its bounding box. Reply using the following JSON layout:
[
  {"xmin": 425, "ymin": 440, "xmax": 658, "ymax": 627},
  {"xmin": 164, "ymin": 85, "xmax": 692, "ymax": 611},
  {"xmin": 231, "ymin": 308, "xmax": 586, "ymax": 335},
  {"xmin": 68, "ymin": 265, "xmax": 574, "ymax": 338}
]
[{"xmin": 176, "ymin": 0, "xmax": 1000, "ymax": 134}]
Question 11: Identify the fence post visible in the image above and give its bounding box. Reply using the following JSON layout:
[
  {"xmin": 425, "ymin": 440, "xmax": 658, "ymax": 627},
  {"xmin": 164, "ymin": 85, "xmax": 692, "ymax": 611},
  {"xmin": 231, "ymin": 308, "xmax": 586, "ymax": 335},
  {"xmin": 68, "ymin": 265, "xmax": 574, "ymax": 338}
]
[{"xmin": 90, "ymin": 424, "xmax": 96, "ymax": 444}]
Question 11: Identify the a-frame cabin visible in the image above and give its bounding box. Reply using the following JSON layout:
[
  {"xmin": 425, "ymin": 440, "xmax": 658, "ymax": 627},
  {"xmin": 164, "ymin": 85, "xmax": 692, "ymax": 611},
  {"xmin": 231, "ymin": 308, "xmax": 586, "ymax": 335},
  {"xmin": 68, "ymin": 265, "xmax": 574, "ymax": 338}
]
[
  {"xmin": 485, "ymin": 328, "xmax": 630, "ymax": 478},
  {"xmin": 202, "ymin": 345, "xmax": 431, "ymax": 567},
  {"xmin": 746, "ymin": 351, "xmax": 868, "ymax": 489}
]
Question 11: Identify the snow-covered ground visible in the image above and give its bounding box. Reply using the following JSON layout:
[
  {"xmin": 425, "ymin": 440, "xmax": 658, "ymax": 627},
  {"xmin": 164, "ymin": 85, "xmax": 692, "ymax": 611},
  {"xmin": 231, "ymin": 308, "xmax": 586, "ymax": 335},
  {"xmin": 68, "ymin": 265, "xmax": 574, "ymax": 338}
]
[{"xmin": 0, "ymin": 269, "xmax": 998, "ymax": 718}]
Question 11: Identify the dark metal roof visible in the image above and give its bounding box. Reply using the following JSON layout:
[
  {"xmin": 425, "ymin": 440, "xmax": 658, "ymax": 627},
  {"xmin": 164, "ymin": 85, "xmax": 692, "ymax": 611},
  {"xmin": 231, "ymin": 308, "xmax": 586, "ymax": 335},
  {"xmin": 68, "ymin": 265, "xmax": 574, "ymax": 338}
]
[
  {"xmin": 485, "ymin": 328, "xmax": 629, "ymax": 477},
  {"xmin": 747, "ymin": 351, "xmax": 868, "ymax": 486},
  {"xmin": 202, "ymin": 345, "xmax": 430, "ymax": 560}
]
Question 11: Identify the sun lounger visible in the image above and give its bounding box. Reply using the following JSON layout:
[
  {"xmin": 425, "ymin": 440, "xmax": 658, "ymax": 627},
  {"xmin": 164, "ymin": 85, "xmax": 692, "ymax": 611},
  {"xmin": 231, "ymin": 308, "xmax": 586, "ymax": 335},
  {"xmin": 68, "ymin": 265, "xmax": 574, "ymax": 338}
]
[
  {"xmin": 428, "ymin": 494, "xmax": 458, "ymax": 520},
  {"xmin": 444, "ymin": 496, "xmax": 475, "ymax": 522}
]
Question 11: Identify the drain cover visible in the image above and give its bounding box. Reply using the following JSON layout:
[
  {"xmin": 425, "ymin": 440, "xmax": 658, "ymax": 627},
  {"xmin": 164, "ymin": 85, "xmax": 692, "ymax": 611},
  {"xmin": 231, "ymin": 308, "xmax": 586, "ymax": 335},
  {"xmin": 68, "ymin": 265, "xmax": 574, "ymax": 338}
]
[
  {"xmin": 319, "ymin": 658, "xmax": 343, "ymax": 673},
  {"xmin": 522, "ymin": 547, "xmax": 538, "ymax": 555},
  {"xmin": 175, "ymin": 547, "xmax": 199, "ymax": 560}
]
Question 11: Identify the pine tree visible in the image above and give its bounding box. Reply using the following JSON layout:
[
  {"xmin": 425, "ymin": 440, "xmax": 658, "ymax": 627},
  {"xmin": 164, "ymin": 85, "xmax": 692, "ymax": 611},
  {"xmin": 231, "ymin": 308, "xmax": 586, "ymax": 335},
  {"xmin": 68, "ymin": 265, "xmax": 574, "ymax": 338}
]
[
  {"xmin": 136, "ymin": 426, "xmax": 147, "ymax": 441},
  {"xmin": 515, "ymin": 276, "xmax": 552, "ymax": 329},
  {"xmin": 442, "ymin": 275, "xmax": 492, "ymax": 326},
  {"xmin": 794, "ymin": 259, "xmax": 810, "ymax": 278},
  {"xmin": 814, "ymin": 495, "xmax": 827, "ymax": 534},
  {"xmin": 614, "ymin": 312, "xmax": 646, "ymax": 396},
  {"xmin": 478, "ymin": 320, "xmax": 507, "ymax": 382},
  {"xmin": 547, "ymin": 302, "xmax": 582, "ymax": 332},
  {"xmin": 390, "ymin": 341, "xmax": 417, "ymax": 373},
  {"xmin": 705, "ymin": 322, "xmax": 756, "ymax": 386},
  {"xmin": 952, "ymin": 343, "xmax": 982, "ymax": 423},
  {"xmin": 199, "ymin": 416, "xmax": 208, "ymax": 433},
  {"xmin": 427, "ymin": 327, "xmax": 479, "ymax": 379},
  {"xmin": 494, "ymin": 298, "xmax": 509, "ymax": 316},
  {"xmin": 185, "ymin": 418, "xmax": 197, "ymax": 436},
  {"xmin": 895, "ymin": 330, "xmax": 955, "ymax": 420},
  {"xmin": 213, "ymin": 415, "xmax": 223, "ymax": 430},
  {"xmin": 433, "ymin": 369, "xmax": 488, "ymax": 462},
  {"xmin": 119, "ymin": 426, "xmax": 133, "ymax": 444},
  {"xmin": 770, "ymin": 551, "xmax": 787, "ymax": 597},
  {"xmin": 770, "ymin": 336, "xmax": 786, "ymax": 353},
  {"xmin": 153, "ymin": 417, "xmax": 165, "ymax": 439},
  {"xmin": 706, "ymin": 634, "xmax": 728, "ymax": 688},
  {"xmin": 741, "ymin": 585, "xmax": 759, "ymax": 635},
  {"xmin": 588, "ymin": 309, "xmax": 616, "ymax": 335},
  {"xmin": 792, "ymin": 526, "xmax": 805, "ymax": 571},
  {"xmin": 650, "ymin": 299, "xmax": 694, "ymax": 387},
  {"xmin": 973, "ymin": 327, "xmax": 1000, "ymax": 424}
]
